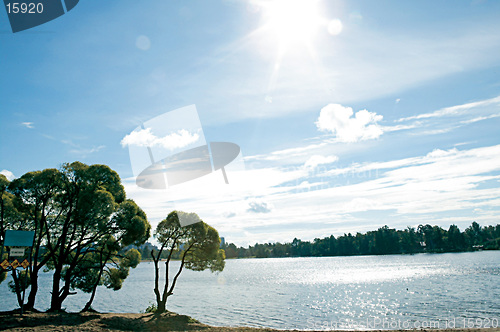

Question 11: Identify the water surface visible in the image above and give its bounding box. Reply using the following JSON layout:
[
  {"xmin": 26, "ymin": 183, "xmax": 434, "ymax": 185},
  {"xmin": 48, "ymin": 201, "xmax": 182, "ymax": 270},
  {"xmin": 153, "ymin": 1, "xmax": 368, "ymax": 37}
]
[{"xmin": 1, "ymin": 251, "xmax": 499, "ymax": 330}]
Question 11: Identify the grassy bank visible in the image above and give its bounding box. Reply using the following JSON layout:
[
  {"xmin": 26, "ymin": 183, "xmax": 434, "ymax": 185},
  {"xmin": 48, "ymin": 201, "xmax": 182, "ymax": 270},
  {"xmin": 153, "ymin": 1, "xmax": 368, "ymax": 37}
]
[{"xmin": 1, "ymin": 311, "xmax": 500, "ymax": 332}]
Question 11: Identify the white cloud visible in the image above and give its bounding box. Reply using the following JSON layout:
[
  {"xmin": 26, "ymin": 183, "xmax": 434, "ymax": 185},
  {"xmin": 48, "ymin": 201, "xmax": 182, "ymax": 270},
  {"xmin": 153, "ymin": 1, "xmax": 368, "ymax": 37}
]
[
  {"xmin": 0, "ymin": 170, "xmax": 15, "ymax": 181},
  {"xmin": 304, "ymin": 155, "xmax": 338, "ymax": 169},
  {"xmin": 316, "ymin": 104, "xmax": 383, "ymax": 142},
  {"xmin": 121, "ymin": 128, "xmax": 200, "ymax": 150},
  {"xmin": 397, "ymin": 95, "xmax": 500, "ymax": 122},
  {"xmin": 124, "ymin": 144, "xmax": 500, "ymax": 246},
  {"xmin": 426, "ymin": 148, "xmax": 458, "ymax": 158},
  {"xmin": 21, "ymin": 122, "xmax": 34, "ymax": 129}
]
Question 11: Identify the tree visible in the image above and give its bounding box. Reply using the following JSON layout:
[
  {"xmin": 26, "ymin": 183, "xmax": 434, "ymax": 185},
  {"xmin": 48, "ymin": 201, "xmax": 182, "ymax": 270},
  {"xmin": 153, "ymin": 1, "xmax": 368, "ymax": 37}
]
[
  {"xmin": 7, "ymin": 168, "xmax": 63, "ymax": 309},
  {"xmin": 223, "ymin": 243, "xmax": 238, "ymax": 258},
  {"xmin": 400, "ymin": 226, "xmax": 420, "ymax": 254},
  {"xmin": 151, "ymin": 211, "xmax": 225, "ymax": 314},
  {"xmin": 78, "ymin": 199, "xmax": 149, "ymax": 311},
  {"xmin": 372, "ymin": 226, "xmax": 399, "ymax": 255},
  {"xmin": 465, "ymin": 221, "xmax": 482, "ymax": 246},
  {"xmin": 7, "ymin": 162, "xmax": 150, "ymax": 311},
  {"xmin": 446, "ymin": 225, "xmax": 465, "ymax": 251},
  {"xmin": 66, "ymin": 200, "xmax": 149, "ymax": 311},
  {"xmin": 44, "ymin": 162, "xmax": 150, "ymax": 311}
]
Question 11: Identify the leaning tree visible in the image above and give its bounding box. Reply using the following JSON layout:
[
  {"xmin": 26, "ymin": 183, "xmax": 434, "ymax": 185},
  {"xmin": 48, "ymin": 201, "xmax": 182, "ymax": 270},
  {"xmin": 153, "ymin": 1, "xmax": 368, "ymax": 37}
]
[{"xmin": 151, "ymin": 211, "xmax": 225, "ymax": 314}]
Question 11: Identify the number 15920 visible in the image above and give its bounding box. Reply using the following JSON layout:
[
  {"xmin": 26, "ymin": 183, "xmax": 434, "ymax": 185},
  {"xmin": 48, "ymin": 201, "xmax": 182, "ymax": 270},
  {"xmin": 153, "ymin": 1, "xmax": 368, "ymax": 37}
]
[{"xmin": 6, "ymin": 2, "xmax": 44, "ymax": 14}]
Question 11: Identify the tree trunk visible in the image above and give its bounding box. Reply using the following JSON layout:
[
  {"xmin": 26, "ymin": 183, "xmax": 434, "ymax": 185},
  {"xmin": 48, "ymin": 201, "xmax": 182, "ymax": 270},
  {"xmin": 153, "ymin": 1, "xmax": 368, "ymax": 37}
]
[
  {"xmin": 82, "ymin": 288, "xmax": 98, "ymax": 312},
  {"xmin": 11, "ymin": 269, "xmax": 23, "ymax": 308},
  {"xmin": 25, "ymin": 269, "xmax": 38, "ymax": 310},
  {"xmin": 49, "ymin": 254, "xmax": 76, "ymax": 312},
  {"xmin": 82, "ymin": 253, "xmax": 108, "ymax": 312},
  {"xmin": 156, "ymin": 299, "xmax": 166, "ymax": 314},
  {"xmin": 152, "ymin": 250, "xmax": 163, "ymax": 313},
  {"xmin": 49, "ymin": 267, "xmax": 63, "ymax": 311},
  {"xmin": 25, "ymin": 212, "xmax": 44, "ymax": 311}
]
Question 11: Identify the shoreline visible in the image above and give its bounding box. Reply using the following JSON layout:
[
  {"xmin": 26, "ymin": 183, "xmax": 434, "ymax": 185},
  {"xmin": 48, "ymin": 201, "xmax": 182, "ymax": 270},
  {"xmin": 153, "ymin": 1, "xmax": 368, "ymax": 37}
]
[
  {"xmin": 1, "ymin": 311, "xmax": 499, "ymax": 332},
  {"xmin": 139, "ymin": 249, "xmax": 500, "ymax": 262}
]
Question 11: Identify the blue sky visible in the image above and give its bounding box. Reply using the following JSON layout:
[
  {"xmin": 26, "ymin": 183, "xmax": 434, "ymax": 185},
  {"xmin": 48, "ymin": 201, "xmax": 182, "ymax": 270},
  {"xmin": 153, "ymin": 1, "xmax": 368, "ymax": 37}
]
[{"xmin": 1, "ymin": 0, "xmax": 500, "ymax": 246}]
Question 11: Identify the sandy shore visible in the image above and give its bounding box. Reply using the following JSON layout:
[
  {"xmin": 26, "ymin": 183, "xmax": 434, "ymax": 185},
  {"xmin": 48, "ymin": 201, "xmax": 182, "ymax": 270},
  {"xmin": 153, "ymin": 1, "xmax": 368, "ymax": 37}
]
[{"xmin": 1, "ymin": 311, "xmax": 499, "ymax": 332}]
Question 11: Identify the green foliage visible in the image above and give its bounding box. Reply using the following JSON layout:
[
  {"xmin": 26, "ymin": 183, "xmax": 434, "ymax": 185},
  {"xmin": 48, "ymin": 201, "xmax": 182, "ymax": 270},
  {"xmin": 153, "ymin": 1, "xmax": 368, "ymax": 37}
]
[
  {"xmin": 111, "ymin": 200, "xmax": 150, "ymax": 247},
  {"xmin": 155, "ymin": 211, "xmax": 225, "ymax": 273},
  {"xmin": 0, "ymin": 174, "xmax": 8, "ymax": 191},
  {"xmin": 121, "ymin": 248, "xmax": 141, "ymax": 269},
  {"xmin": 144, "ymin": 302, "xmax": 157, "ymax": 313},
  {"xmin": 105, "ymin": 267, "xmax": 128, "ymax": 290},
  {"xmin": 65, "ymin": 252, "xmax": 102, "ymax": 293},
  {"xmin": 222, "ymin": 221, "xmax": 500, "ymax": 258},
  {"xmin": 152, "ymin": 211, "xmax": 225, "ymax": 313},
  {"xmin": 3, "ymin": 162, "xmax": 151, "ymax": 311},
  {"xmin": 8, "ymin": 269, "xmax": 30, "ymax": 293}
]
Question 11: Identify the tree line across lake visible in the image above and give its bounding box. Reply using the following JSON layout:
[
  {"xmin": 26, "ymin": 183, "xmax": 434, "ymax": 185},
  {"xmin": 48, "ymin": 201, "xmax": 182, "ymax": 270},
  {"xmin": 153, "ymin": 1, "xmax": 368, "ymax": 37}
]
[{"xmin": 220, "ymin": 222, "xmax": 500, "ymax": 259}]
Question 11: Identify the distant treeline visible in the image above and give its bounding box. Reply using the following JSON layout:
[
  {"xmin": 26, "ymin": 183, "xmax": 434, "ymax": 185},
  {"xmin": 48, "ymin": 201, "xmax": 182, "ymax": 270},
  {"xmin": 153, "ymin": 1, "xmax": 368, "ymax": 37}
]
[{"xmin": 221, "ymin": 222, "xmax": 500, "ymax": 259}]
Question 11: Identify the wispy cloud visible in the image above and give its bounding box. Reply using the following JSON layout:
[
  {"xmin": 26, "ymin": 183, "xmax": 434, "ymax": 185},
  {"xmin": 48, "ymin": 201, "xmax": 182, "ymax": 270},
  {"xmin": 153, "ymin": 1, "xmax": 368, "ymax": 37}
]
[
  {"xmin": 124, "ymin": 144, "xmax": 500, "ymax": 246},
  {"xmin": 460, "ymin": 113, "xmax": 500, "ymax": 124},
  {"xmin": 21, "ymin": 122, "xmax": 34, "ymax": 129},
  {"xmin": 244, "ymin": 142, "xmax": 328, "ymax": 162},
  {"xmin": 397, "ymin": 95, "xmax": 500, "ymax": 122},
  {"xmin": 69, "ymin": 145, "xmax": 106, "ymax": 155}
]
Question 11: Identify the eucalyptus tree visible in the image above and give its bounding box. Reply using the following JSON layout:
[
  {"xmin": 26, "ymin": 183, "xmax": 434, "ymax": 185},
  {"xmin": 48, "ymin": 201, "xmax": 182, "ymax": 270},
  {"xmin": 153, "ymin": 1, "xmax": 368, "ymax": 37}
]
[
  {"xmin": 7, "ymin": 168, "xmax": 63, "ymax": 309},
  {"xmin": 7, "ymin": 162, "xmax": 151, "ymax": 311},
  {"xmin": 75, "ymin": 199, "xmax": 149, "ymax": 312},
  {"xmin": 44, "ymin": 162, "xmax": 150, "ymax": 311},
  {"xmin": 152, "ymin": 211, "xmax": 225, "ymax": 314}
]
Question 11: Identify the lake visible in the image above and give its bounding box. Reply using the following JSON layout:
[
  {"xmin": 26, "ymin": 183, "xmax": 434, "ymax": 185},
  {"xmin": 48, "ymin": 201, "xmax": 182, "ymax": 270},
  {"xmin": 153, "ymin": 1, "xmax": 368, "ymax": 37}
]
[{"xmin": 1, "ymin": 251, "xmax": 499, "ymax": 330}]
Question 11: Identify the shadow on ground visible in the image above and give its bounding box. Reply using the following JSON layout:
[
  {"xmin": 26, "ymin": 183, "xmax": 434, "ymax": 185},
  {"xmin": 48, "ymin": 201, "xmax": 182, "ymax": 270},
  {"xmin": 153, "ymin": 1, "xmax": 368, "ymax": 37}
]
[{"xmin": 0, "ymin": 311, "xmax": 235, "ymax": 331}]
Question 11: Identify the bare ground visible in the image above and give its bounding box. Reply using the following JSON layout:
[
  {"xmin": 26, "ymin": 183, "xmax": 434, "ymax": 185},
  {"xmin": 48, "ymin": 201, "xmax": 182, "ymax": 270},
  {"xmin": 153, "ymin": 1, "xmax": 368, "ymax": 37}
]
[{"xmin": 0, "ymin": 311, "xmax": 499, "ymax": 332}]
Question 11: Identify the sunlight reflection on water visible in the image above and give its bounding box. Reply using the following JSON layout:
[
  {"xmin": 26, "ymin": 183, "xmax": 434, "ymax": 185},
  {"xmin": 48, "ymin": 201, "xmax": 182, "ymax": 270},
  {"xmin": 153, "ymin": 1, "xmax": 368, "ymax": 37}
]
[{"xmin": 1, "ymin": 251, "xmax": 499, "ymax": 330}]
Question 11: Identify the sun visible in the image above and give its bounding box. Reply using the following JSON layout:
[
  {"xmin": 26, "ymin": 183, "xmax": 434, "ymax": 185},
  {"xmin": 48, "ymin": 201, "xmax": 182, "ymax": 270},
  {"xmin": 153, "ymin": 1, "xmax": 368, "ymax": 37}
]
[
  {"xmin": 250, "ymin": 0, "xmax": 340, "ymax": 101},
  {"xmin": 260, "ymin": 0, "xmax": 324, "ymax": 47}
]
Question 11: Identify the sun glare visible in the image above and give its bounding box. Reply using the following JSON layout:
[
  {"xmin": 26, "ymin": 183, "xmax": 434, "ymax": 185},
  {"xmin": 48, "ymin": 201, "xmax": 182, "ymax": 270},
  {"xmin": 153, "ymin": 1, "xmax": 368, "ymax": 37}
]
[
  {"xmin": 263, "ymin": 0, "xmax": 323, "ymax": 46},
  {"xmin": 252, "ymin": 0, "xmax": 341, "ymax": 101}
]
